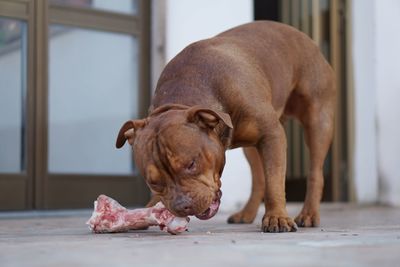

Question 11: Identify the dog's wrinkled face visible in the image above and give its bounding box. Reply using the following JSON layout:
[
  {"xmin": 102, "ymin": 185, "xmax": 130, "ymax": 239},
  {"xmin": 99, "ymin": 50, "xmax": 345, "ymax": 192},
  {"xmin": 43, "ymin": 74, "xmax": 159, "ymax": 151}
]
[{"xmin": 116, "ymin": 106, "xmax": 233, "ymax": 219}]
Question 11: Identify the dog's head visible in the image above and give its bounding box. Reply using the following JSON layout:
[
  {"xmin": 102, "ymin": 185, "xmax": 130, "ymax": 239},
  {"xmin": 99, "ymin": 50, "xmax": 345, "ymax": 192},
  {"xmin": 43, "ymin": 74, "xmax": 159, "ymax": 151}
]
[{"xmin": 116, "ymin": 105, "xmax": 233, "ymax": 219}]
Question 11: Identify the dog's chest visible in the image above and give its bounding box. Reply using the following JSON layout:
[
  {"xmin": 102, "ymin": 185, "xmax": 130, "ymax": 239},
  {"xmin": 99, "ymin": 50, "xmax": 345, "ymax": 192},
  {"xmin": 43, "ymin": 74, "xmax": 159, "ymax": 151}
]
[{"xmin": 230, "ymin": 120, "xmax": 260, "ymax": 148}]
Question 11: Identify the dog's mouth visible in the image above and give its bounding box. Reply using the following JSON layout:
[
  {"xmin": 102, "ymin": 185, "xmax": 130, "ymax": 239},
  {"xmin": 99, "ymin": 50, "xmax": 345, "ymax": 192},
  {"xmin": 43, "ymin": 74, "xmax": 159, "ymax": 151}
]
[{"xmin": 195, "ymin": 190, "xmax": 222, "ymax": 220}]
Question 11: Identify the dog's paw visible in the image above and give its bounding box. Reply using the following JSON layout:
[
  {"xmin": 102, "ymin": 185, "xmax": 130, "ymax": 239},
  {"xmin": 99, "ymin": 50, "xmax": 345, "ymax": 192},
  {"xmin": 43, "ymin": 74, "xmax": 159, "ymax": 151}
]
[
  {"xmin": 227, "ymin": 210, "xmax": 256, "ymax": 224},
  {"xmin": 294, "ymin": 211, "xmax": 320, "ymax": 227},
  {"xmin": 261, "ymin": 213, "xmax": 297, "ymax": 233}
]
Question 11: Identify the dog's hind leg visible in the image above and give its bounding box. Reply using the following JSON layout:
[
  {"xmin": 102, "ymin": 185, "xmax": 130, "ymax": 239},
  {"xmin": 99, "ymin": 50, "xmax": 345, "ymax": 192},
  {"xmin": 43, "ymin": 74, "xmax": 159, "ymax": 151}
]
[
  {"xmin": 294, "ymin": 93, "xmax": 335, "ymax": 227},
  {"xmin": 227, "ymin": 147, "xmax": 265, "ymax": 224}
]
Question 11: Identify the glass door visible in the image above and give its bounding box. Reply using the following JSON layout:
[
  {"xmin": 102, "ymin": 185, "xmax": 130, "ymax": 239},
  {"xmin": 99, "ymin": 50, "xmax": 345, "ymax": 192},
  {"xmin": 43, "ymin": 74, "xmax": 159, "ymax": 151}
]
[
  {"xmin": 38, "ymin": 0, "xmax": 151, "ymax": 209},
  {"xmin": 0, "ymin": 0, "xmax": 151, "ymax": 210},
  {"xmin": 0, "ymin": 0, "xmax": 34, "ymax": 210}
]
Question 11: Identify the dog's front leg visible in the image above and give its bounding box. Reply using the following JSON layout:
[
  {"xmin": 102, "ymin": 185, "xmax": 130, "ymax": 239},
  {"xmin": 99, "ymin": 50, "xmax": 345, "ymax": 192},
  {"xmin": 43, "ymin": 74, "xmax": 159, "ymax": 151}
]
[{"xmin": 258, "ymin": 121, "xmax": 297, "ymax": 233}]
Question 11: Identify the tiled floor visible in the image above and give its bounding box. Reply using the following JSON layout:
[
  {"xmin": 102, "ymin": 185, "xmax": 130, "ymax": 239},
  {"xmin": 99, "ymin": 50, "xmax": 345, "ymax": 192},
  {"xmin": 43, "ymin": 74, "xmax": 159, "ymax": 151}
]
[{"xmin": 1, "ymin": 203, "xmax": 400, "ymax": 267}]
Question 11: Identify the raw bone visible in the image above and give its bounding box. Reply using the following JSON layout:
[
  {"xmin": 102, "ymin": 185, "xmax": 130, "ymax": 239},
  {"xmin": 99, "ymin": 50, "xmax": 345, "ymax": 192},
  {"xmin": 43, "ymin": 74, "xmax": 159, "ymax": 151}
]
[{"xmin": 86, "ymin": 194, "xmax": 189, "ymax": 235}]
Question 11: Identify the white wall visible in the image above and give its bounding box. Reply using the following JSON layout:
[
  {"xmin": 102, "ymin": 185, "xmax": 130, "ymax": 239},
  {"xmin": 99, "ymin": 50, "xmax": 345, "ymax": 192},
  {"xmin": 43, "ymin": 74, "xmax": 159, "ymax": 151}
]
[
  {"xmin": 154, "ymin": 0, "xmax": 254, "ymax": 211},
  {"xmin": 351, "ymin": 0, "xmax": 400, "ymax": 206},
  {"xmin": 375, "ymin": 0, "xmax": 400, "ymax": 206},
  {"xmin": 164, "ymin": 0, "xmax": 253, "ymax": 62},
  {"xmin": 350, "ymin": 0, "xmax": 379, "ymax": 203}
]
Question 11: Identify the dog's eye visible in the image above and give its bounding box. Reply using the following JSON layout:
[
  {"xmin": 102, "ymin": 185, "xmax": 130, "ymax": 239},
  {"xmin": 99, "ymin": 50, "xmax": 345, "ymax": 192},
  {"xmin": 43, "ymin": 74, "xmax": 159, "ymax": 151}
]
[
  {"xmin": 186, "ymin": 160, "xmax": 196, "ymax": 171},
  {"xmin": 148, "ymin": 180, "xmax": 164, "ymax": 192}
]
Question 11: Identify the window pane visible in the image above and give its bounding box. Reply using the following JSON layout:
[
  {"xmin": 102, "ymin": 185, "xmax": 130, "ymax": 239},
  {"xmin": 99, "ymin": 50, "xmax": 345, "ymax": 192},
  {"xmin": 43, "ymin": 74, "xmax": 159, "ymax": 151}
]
[
  {"xmin": 48, "ymin": 25, "xmax": 139, "ymax": 174},
  {"xmin": 50, "ymin": 0, "xmax": 138, "ymax": 15},
  {"xmin": 0, "ymin": 18, "xmax": 27, "ymax": 173}
]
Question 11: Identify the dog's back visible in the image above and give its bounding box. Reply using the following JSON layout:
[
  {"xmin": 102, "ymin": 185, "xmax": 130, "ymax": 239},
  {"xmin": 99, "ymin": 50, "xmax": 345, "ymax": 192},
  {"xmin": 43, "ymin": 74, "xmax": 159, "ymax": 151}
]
[{"xmin": 153, "ymin": 21, "xmax": 333, "ymax": 118}]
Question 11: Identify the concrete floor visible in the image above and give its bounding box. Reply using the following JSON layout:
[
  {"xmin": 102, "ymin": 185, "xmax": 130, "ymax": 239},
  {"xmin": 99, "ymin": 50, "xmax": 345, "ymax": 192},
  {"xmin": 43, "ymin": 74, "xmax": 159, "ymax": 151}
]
[{"xmin": 1, "ymin": 203, "xmax": 400, "ymax": 267}]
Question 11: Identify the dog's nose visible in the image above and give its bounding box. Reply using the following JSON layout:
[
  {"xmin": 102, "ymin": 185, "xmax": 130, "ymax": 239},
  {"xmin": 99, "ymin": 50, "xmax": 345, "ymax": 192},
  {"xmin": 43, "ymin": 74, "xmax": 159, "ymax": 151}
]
[{"xmin": 172, "ymin": 195, "xmax": 194, "ymax": 215}]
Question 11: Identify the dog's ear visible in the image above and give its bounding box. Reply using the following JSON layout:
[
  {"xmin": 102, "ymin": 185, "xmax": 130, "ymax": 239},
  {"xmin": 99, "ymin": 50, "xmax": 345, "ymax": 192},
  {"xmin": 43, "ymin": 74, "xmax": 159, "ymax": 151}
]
[
  {"xmin": 116, "ymin": 119, "xmax": 147, "ymax": 148},
  {"xmin": 187, "ymin": 106, "xmax": 233, "ymax": 148},
  {"xmin": 187, "ymin": 106, "xmax": 233, "ymax": 130}
]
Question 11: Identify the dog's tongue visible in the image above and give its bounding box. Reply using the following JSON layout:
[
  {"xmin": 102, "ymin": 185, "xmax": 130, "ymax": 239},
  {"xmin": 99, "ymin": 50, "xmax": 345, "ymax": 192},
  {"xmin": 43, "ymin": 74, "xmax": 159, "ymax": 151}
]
[{"xmin": 195, "ymin": 190, "xmax": 222, "ymax": 220}]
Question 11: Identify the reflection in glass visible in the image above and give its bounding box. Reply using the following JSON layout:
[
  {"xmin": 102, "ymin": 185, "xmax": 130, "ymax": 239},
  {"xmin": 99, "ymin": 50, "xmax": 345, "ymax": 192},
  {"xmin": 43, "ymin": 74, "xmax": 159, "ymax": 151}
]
[
  {"xmin": 48, "ymin": 25, "xmax": 139, "ymax": 174},
  {"xmin": 0, "ymin": 18, "xmax": 27, "ymax": 173},
  {"xmin": 50, "ymin": 0, "xmax": 138, "ymax": 15}
]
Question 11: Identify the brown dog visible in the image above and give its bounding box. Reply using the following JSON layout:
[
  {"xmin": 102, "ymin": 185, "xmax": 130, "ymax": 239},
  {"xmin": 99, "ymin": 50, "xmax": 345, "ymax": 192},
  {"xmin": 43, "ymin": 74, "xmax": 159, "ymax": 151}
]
[{"xmin": 116, "ymin": 21, "xmax": 335, "ymax": 232}]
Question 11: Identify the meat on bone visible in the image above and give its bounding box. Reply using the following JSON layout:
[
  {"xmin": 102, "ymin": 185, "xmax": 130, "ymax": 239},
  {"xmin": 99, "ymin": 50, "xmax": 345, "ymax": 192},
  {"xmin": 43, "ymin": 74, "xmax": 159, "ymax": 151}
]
[{"xmin": 86, "ymin": 194, "xmax": 189, "ymax": 235}]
